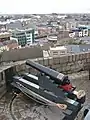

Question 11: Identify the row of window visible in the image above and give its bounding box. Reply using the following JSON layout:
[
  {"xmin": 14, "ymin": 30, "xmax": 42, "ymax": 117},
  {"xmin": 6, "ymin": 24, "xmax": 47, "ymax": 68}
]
[
  {"xmin": 16, "ymin": 33, "xmax": 25, "ymax": 36},
  {"xmin": 19, "ymin": 41, "xmax": 26, "ymax": 45},
  {"xmin": 17, "ymin": 35, "xmax": 32, "ymax": 39},
  {"xmin": 18, "ymin": 36, "xmax": 26, "ymax": 39},
  {"xmin": 16, "ymin": 32, "xmax": 33, "ymax": 36}
]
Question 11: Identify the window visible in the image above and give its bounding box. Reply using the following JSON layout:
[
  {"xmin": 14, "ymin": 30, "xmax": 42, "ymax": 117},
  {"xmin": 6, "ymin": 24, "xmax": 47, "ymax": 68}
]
[
  {"xmin": 60, "ymin": 51, "xmax": 65, "ymax": 54},
  {"xmin": 53, "ymin": 51, "xmax": 58, "ymax": 55},
  {"xmin": 26, "ymin": 35, "xmax": 30, "ymax": 37},
  {"xmin": 85, "ymin": 30, "xmax": 87, "ymax": 34},
  {"xmin": 26, "ymin": 31, "xmax": 31, "ymax": 34},
  {"xmin": 16, "ymin": 32, "xmax": 24, "ymax": 35}
]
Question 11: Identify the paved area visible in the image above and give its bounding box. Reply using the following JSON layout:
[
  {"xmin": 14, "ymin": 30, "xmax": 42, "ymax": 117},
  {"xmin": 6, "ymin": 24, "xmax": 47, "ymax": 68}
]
[{"xmin": 0, "ymin": 71, "xmax": 90, "ymax": 120}]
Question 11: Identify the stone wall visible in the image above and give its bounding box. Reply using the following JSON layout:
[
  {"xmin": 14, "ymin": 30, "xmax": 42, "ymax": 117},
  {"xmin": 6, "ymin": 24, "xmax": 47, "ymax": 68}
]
[
  {"xmin": 0, "ymin": 48, "xmax": 90, "ymax": 74},
  {"xmin": 26, "ymin": 52, "xmax": 90, "ymax": 74},
  {"xmin": 0, "ymin": 51, "xmax": 90, "ymax": 98},
  {"xmin": 6, "ymin": 51, "xmax": 90, "ymax": 75},
  {"xmin": 0, "ymin": 47, "xmax": 43, "ymax": 62},
  {"xmin": 1, "ymin": 51, "xmax": 90, "ymax": 76}
]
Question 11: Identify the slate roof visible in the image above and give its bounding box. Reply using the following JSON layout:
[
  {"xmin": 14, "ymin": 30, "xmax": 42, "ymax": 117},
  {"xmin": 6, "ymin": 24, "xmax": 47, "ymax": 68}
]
[
  {"xmin": 66, "ymin": 44, "xmax": 90, "ymax": 53},
  {"xmin": 6, "ymin": 21, "xmax": 23, "ymax": 30}
]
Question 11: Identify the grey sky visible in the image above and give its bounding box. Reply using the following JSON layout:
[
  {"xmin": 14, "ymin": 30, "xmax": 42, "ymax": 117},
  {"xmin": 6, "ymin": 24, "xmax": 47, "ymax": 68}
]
[{"xmin": 0, "ymin": 0, "xmax": 90, "ymax": 14}]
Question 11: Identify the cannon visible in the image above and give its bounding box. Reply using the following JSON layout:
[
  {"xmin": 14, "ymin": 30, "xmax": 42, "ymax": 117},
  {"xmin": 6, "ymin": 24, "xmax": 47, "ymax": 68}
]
[
  {"xmin": 11, "ymin": 60, "xmax": 86, "ymax": 120},
  {"xmin": 26, "ymin": 60, "xmax": 69, "ymax": 85}
]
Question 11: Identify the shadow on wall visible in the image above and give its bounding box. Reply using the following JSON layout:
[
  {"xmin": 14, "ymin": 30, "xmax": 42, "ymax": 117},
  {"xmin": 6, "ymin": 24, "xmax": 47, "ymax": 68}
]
[{"xmin": 0, "ymin": 47, "xmax": 43, "ymax": 62}]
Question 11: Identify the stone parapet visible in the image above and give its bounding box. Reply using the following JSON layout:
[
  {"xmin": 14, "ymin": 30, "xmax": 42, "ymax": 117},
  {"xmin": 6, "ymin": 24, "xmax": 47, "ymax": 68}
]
[
  {"xmin": 25, "ymin": 52, "xmax": 90, "ymax": 74},
  {"xmin": 0, "ymin": 51, "xmax": 90, "ymax": 83},
  {"xmin": 0, "ymin": 51, "xmax": 90, "ymax": 98}
]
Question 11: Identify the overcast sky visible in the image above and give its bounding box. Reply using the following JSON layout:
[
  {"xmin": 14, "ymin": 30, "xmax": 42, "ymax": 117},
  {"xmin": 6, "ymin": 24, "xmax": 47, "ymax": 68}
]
[{"xmin": 0, "ymin": 0, "xmax": 90, "ymax": 14}]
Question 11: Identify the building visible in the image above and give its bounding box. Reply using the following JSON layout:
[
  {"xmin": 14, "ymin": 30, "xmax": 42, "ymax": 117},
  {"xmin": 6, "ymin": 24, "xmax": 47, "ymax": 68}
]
[
  {"xmin": 0, "ymin": 43, "xmax": 8, "ymax": 52},
  {"xmin": 69, "ymin": 27, "xmax": 88, "ymax": 38},
  {"xmin": 65, "ymin": 22, "xmax": 77, "ymax": 30},
  {"xmin": 7, "ymin": 42, "xmax": 21, "ymax": 50},
  {"xmin": 0, "ymin": 39, "xmax": 21, "ymax": 52},
  {"xmin": 12, "ymin": 28, "xmax": 35, "ymax": 46},
  {"xmin": 0, "ymin": 32, "xmax": 21, "ymax": 52},
  {"xmin": 57, "ymin": 30, "xmax": 69, "ymax": 40},
  {"xmin": 66, "ymin": 44, "xmax": 90, "ymax": 53},
  {"xmin": 77, "ymin": 27, "xmax": 88, "ymax": 37},
  {"xmin": 38, "ymin": 27, "xmax": 51, "ymax": 36},
  {"xmin": 43, "ymin": 50, "xmax": 50, "ymax": 58},
  {"xmin": 42, "ymin": 46, "xmax": 68, "ymax": 57},
  {"xmin": 6, "ymin": 38, "xmax": 21, "ymax": 50},
  {"xmin": 49, "ymin": 46, "xmax": 68, "ymax": 57},
  {"xmin": 0, "ymin": 32, "xmax": 11, "ymax": 42},
  {"xmin": 47, "ymin": 35, "xmax": 57, "ymax": 43},
  {"xmin": 0, "ymin": 24, "xmax": 6, "ymax": 31}
]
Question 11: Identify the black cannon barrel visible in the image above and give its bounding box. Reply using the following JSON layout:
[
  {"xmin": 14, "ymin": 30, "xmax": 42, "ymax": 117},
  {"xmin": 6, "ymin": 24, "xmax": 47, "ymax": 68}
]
[{"xmin": 26, "ymin": 60, "xmax": 66, "ymax": 83}]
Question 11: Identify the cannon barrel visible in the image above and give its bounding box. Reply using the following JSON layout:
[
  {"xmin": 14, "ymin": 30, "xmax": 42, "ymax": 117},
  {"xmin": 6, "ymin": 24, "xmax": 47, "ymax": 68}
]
[{"xmin": 26, "ymin": 60, "xmax": 67, "ymax": 83}]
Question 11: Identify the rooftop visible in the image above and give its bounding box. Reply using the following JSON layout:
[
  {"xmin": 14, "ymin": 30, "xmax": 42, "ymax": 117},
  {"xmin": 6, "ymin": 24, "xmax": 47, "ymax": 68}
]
[
  {"xmin": 66, "ymin": 44, "xmax": 90, "ymax": 53},
  {"xmin": 50, "ymin": 46, "xmax": 67, "ymax": 51},
  {"xmin": 0, "ymin": 32, "xmax": 11, "ymax": 38},
  {"xmin": 12, "ymin": 28, "xmax": 34, "ymax": 34}
]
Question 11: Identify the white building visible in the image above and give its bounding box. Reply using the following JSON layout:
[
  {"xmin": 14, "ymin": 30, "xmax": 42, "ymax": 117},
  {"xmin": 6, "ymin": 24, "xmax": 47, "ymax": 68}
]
[
  {"xmin": 69, "ymin": 32, "xmax": 75, "ymax": 38},
  {"xmin": 83, "ymin": 29, "xmax": 88, "ymax": 36},
  {"xmin": 69, "ymin": 29, "xmax": 88, "ymax": 38},
  {"xmin": 47, "ymin": 35, "xmax": 57, "ymax": 42},
  {"xmin": 43, "ymin": 50, "xmax": 49, "ymax": 58},
  {"xmin": 49, "ymin": 46, "xmax": 67, "ymax": 57}
]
